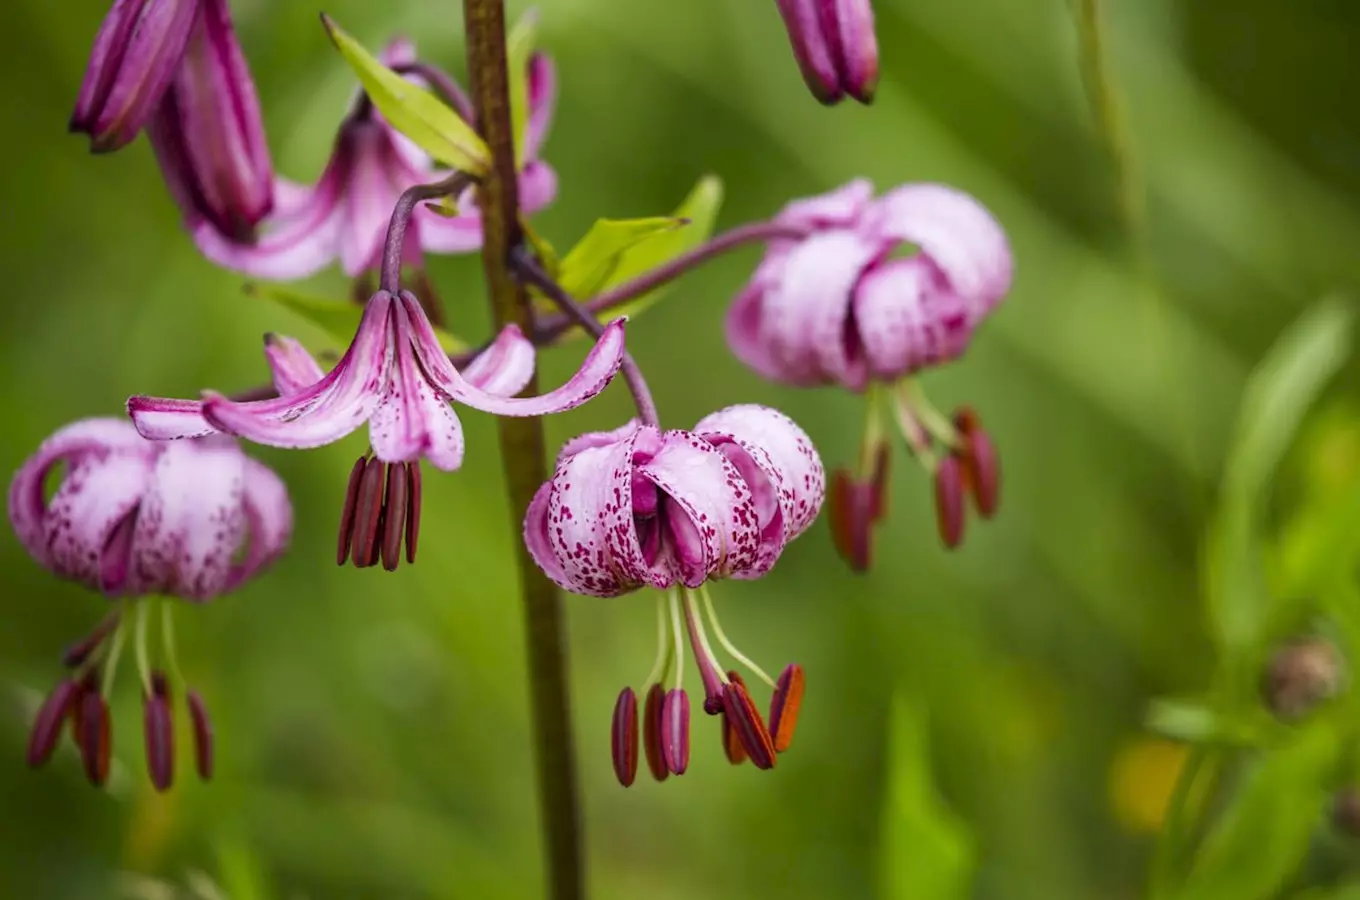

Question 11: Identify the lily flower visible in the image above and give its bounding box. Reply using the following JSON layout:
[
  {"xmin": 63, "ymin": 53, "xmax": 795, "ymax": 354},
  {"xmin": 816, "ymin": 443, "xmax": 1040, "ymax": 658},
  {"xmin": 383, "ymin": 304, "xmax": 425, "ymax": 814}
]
[
  {"xmin": 773, "ymin": 0, "xmax": 879, "ymax": 105},
  {"xmin": 10, "ymin": 417, "xmax": 291, "ymax": 789},
  {"xmin": 70, "ymin": 0, "xmax": 199, "ymax": 152},
  {"xmin": 147, "ymin": 0, "xmax": 274, "ymax": 242},
  {"xmin": 129, "ymin": 291, "xmax": 626, "ymax": 569},
  {"xmin": 524, "ymin": 405, "xmax": 824, "ymax": 783},
  {"xmin": 188, "ymin": 41, "xmax": 559, "ymax": 280},
  {"xmin": 727, "ymin": 179, "xmax": 1011, "ymax": 557}
]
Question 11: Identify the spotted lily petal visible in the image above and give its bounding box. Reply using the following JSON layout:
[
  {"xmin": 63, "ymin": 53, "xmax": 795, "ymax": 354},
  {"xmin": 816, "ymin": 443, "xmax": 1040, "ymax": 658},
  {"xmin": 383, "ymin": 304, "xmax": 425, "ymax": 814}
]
[
  {"xmin": 201, "ymin": 292, "xmax": 395, "ymax": 447},
  {"xmin": 126, "ymin": 437, "xmax": 246, "ymax": 601},
  {"xmin": 231, "ymin": 455, "xmax": 292, "ymax": 587},
  {"xmin": 460, "ymin": 325, "xmax": 536, "ymax": 397},
  {"xmin": 774, "ymin": 177, "xmax": 874, "ymax": 232},
  {"xmin": 556, "ymin": 419, "xmax": 641, "ymax": 465},
  {"xmin": 875, "ymin": 183, "xmax": 1013, "ymax": 323},
  {"xmin": 524, "ymin": 52, "xmax": 557, "ymax": 161},
  {"xmin": 367, "ymin": 300, "xmax": 467, "ymax": 470},
  {"xmin": 45, "ymin": 453, "xmax": 154, "ymax": 592},
  {"xmin": 852, "ymin": 257, "xmax": 973, "ymax": 377},
  {"xmin": 263, "ymin": 334, "xmax": 327, "ymax": 396},
  {"xmin": 401, "ymin": 292, "xmax": 625, "ymax": 417},
  {"xmin": 127, "ymin": 397, "xmax": 218, "ymax": 441}
]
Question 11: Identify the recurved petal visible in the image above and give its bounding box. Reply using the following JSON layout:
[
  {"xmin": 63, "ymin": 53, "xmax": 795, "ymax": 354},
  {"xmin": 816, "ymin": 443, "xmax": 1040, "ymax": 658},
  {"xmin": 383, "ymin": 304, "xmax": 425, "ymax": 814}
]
[
  {"xmin": 231, "ymin": 455, "xmax": 292, "ymax": 587},
  {"xmin": 775, "ymin": 178, "xmax": 874, "ymax": 230},
  {"xmin": 202, "ymin": 292, "xmax": 395, "ymax": 448},
  {"xmin": 461, "ymin": 325, "xmax": 536, "ymax": 397},
  {"xmin": 556, "ymin": 420, "xmax": 641, "ymax": 465},
  {"xmin": 367, "ymin": 301, "xmax": 466, "ymax": 471},
  {"xmin": 637, "ymin": 431, "xmax": 760, "ymax": 585},
  {"xmin": 874, "ymin": 183, "xmax": 1013, "ymax": 321},
  {"xmin": 403, "ymin": 292, "xmax": 626, "ymax": 418},
  {"xmin": 540, "ymin": 429, "xmax": 653, "ymax": 596},
  {"xmin": 190, "ymin": 170, "xmax": 342, "ymax": 280},
  {"xmin": 127, "ymin": 397, "xmax": 219, "ymax": 440},
  {"xmin": 43, "ymin": 453, "xmax": 155, "ymax": 591},
  {"xmin": 9, "ymin": 418, "xmax": 152, "ymax": 561},
  {"xmin": 128, "ymin": 438, "xmax": 246, "ymax": 600},
  {"xmin": 338, "ymin": 124, "xmax": 407, "ymax": 277},
  {"xmin": 264, "ymin": 334, "xmax": 327, "ymax": 396},
  {"xmin": 852, "ymin": 257, "xmax": 974, "ymax": 378},
  {"xmin": 524, "ymin": 53, "xmax": 557, "ymax": 160},
  {"xmin": 73, "ymin": 0, "xmax": 198, "ymax": 152},
  {"xmin": 694, "ymin": 404, "xmax": 825, "ymax": 554},
  {"xmin": 725, "ymin": 276, "xmax": 786, "ymax": 383},
  {"xmin": 759, "ymin": 229, "xmax": 879, "ymax": 389},
  {"xmin": 518, "ymin": 160, "xmax": 558, "ymax": 216},
  {"xmin": 524, "ymin": 480, "xmax": 574, "ymax": 592}
]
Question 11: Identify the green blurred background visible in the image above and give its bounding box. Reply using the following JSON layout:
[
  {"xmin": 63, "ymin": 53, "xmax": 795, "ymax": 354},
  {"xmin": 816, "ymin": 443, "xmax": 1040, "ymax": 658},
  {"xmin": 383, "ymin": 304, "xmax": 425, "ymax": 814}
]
[{"xmin": 5, "ymin": 0, "xmax": 1360, "ymax": 897}]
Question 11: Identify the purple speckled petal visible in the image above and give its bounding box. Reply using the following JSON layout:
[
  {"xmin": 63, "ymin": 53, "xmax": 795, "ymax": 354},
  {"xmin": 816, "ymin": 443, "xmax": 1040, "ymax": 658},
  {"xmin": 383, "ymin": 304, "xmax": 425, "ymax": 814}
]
[
  {"xmin": 759, "ymin": 228, "xmax": 879, "ymax": 389},
  {"xmin": 230, "ymin": 455, "xmax": 292, "ymax": 588},
  {"xmin": 694, "ymin": 405, "xmax": 825, "ymax": 558},
  {"xmin": 460, "ymin": 325, "xmax": 536, "ymax": 397},
  {"xmin": 201, "ymin": 292, "xmax": 395, "ymax": 448},
  {"xmin": 636, "ymin": 430, "xmax": 760, "ymax": 585},
  {"xmin": 852, "ymin": 257, "xmax": 975, "ymax": 378},
  {"xmin": 403, "ymin": 292, "xmax": 625, "ymax": 418},
  {"xmin": 8, "ymin": 419, "xmax": 154, "ymax": 563},
  {"xmin": 338, "ymin": 123, "xmax": 407, "ymax": 277},
  {"xmin": 263, "ymin": 334, "xmax": 326, "ymax": 397},
  {"xmin": 524, "ymin": 479, "xmax": 574, "ymax": 591},
  {"xmin": 556, "ymin": 420, "xmax": 641, "ymax": 466},
  {"xmin": 127, "ymin": 438, "xmax": 245, "ymax": 601},
  {"xmin": 43, "ymin": 452, "xmax": 155, "ymax": 592},
  {"xmin": 874, "ymin": 183, "xmax": 1013, "ymax": 324},
  {"xmin": 367, "ymin": 301, "xmax": 466, "ymax": 470},
  {"xmin": 774, "ymin": 178, "xmax": 874, "ymax": 231},
  {"xmin": 127, "ymin": 397, "xmax": 218, "ymax": 441}
]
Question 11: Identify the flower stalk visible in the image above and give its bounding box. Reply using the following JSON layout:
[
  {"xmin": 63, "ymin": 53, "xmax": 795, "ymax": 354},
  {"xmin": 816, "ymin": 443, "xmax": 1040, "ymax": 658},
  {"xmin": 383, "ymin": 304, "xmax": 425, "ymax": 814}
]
[{"xmin": 462, "ymin": 0, "xmax": 584, "ymax": 897}]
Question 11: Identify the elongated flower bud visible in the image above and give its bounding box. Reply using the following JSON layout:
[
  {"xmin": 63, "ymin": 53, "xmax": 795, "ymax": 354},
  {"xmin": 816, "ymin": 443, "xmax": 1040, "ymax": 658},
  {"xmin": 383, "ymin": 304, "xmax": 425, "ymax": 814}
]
[
  {"xmin": 71, "ymin": 0, "xmax": 199, "ymax": 152},
  {"xmin": 773, "ymin": 0, "xmax": 879, "ymax": 105}
]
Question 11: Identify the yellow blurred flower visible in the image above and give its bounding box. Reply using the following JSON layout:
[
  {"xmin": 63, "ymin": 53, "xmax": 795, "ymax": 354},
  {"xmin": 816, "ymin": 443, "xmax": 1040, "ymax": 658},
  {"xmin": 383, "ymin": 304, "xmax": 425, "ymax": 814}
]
[{"xmin": 1108, "ymin": 737, "xmax": 1188, "ymax": 833}]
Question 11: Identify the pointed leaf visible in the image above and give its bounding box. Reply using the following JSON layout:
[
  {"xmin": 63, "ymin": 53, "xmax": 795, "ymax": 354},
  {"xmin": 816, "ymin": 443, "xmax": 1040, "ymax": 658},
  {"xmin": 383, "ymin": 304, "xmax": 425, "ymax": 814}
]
[
  {"xmin": 246, "ymin": 283, "xmax": 467, "ymax": 353},
  {"xmin": 1206, "ymin": 299, "xmax": 1353, "ymax": 657},
  {"xmin": 321, "ymin": 15, "xmax": 489, "ymax": 174},
  {"xmin": 879, "ymin": 694, "xmax": 974, "ymax": 900},
  {"xmin": 558, "ymin": 217, "xmax": 688, "ymax": 299},
  {"xmin": 507, "ymin": 9, "xmax": 538, "ymax": 167}
]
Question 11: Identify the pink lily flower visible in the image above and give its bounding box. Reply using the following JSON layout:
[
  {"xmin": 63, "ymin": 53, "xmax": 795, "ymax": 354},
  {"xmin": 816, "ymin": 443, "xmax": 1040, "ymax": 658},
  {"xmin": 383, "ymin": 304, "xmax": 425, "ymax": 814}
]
[
  {"xmin": 189, "ymin": 42, "xmax": 559, "ymax": 280},
  {"xmin": 10, "ymin": 417, "xmax": 287, "ymax": 789},
  {"xmin": 773, "ymin": 0, "xmax": 879, "ymax": 105},
  {"xmin": 524, "ymin": 405, "xmax": 824, "ymax": 782}
]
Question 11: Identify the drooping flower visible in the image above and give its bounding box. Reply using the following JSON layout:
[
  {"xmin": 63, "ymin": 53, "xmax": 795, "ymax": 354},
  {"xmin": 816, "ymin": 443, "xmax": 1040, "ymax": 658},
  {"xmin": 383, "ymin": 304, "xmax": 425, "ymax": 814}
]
[
  {"xmin": 147, "ymin": 0, "xmax": 274, "ymax": 242},
  {"xmin": 772, "ymin": 0, "xmax": 878, "ymax": 105},
  {"xmin": 10, "ymin": 417, "xmax": 291, "ymax": 789},
  {"xmin": 187, "ymin": 41, "xmax": 559, "ymax": 280},
  {"xmin": 129, "ymin": 291, "xmax": 626, "ymax": 569},
  {"xmin": 70, "ymin": 0, "xmax": 199, "ymax": 152},
  {"xmin": 524, "ymin": 405, "xmax": 824, "ymax": 783},
  {"xmin": 727, "ymin": 179, "xmax": 1011, "ymax": 557}
]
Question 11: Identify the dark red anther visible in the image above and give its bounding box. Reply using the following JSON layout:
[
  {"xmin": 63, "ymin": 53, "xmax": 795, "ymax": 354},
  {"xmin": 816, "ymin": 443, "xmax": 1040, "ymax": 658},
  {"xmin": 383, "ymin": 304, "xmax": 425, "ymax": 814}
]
[
  {"xmin": 642, "ymin": 683, "xmax": 669, "ymax": 782},
  {"xmin": 187, "ymin": 689, "xmax": 214, "ymax": 781},
  {"xmin": 61, "ymin": 613, "xmax": 120, "ymax": 668},
  {"xmin": 143, "ymin": 673, "xmax": 174, "ymax": 792},
  {"xmin": 769, "ymin": 664, "xmax": 805, "ymax": 753},
  {"xmin": 611, "ymin": 688, "xmax": 639, "ymax": 787},
  {"xmin": 722, "ymin": 680, "xmax": 776, "ymax": 770},
  {"xmin": 934, "ymin": 456, "xmax": 965, "ymax": 550},
  {"xmin": 381, "ymin": 461, "xmax": 410, "ymax": 572},
  {"xmin": 27, "ymin": 680, "xmax": 79, "ymax": 768},
  {"xmin": 68, "ymin": 672, "xmax": 98, "ymax": 745},
  {"xmin": 661, "ymin": 689, "xmax": 690, "ymax": 776},
  {"xmin": 405, "ymin": 462, "xmax": 422, "ymax": 564},
  {"xmin": 337, "ymin": 457, "xmax": 367, "ymax": 566},
  {"xmin": 828, "ymin": 447, "xmax": 892, "ymax": 573},
  {"xmin": 954, "ymin": 408, "xmax": 999, "ymax": 519},
  {"xmin": 350, "ymin": 457, "xmax": 388, "ymax": 568},
  {"xmin": 721, "ymin": 711, "xmax": 748, "ymax": 765},
  {"xmin": 77, "ymin": 692, "xmax": 111, "ymax": 787}
]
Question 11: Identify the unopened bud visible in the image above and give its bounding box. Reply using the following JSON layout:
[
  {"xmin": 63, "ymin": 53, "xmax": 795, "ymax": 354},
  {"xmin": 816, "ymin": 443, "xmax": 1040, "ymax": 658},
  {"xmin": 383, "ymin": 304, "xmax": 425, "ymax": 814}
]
[{"xmin": 1262, "ymin": 637, "xmax": 1342, "ymax": 721}]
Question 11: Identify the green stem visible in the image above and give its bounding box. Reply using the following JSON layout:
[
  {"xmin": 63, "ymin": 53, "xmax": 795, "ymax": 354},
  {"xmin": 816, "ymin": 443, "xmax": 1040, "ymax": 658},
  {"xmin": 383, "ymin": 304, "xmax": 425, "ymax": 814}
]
[{"xmin": 462, "ymin": 1, "xmax": 584, "ymax": 898}]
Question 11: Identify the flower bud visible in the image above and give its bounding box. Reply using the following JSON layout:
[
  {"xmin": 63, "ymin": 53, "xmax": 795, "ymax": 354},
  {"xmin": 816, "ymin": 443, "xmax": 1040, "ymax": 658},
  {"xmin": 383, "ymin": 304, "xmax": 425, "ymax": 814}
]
[
  {"xmin": 70, "ymin": 0, "xmax": 198, "ymax": 152},
  {"xmin": 1262, "ymin": 637, "xmax": 1342, "ymax": 722},
  {"xmin": 773, "ymin": 0, "xmax": 879, "ymax": 105}
]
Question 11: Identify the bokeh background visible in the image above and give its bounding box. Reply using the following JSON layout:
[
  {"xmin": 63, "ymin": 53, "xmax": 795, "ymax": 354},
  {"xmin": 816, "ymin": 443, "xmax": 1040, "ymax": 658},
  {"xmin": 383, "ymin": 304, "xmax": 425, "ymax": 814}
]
[{"xmin": 4, "ymin": 0, "xmax": 1360, "ymax": 898}]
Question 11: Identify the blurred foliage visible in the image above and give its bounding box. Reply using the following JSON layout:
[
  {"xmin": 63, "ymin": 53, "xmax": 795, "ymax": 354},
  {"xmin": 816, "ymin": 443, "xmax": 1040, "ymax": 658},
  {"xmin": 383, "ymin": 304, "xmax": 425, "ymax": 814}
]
[{"xmin": 5, "ymin": 0, "xmax": 1360, "ymax": 898}]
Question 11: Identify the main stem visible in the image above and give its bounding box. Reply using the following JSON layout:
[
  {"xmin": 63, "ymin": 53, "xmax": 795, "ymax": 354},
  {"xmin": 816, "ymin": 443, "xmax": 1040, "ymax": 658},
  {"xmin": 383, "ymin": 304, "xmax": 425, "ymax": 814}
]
[{"xmin": 462, "ymin": 2, "xmax": 584, "ymax": 899}]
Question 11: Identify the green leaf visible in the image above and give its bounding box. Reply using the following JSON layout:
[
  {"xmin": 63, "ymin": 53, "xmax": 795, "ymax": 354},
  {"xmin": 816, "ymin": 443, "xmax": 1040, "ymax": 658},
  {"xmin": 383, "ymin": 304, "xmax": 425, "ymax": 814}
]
[
  {"xmin": 246, "ymin": 283, "xmax": 467, "ymax": 353},
  {"xmin": 544, "ymin": 175, "xmax": 725, "ymax": 341},
  {"xmin": 1171, "ymin": 721, "xmax": 1338, "ymax": 900},
  {"xmin": 506, "ymin": 9, "xmax": 538, "ymax": 168},
  {"xmin": 1144, "ymin": 697, "xmax": 1265, "ymax": 746},
  {"xmin": 879, "ymin": 694, "xmax": 974, "ymax": 900},
  {"xmin": 1205, "ymin": 299, "xmax": 1353, "ymax": 656},
  {"xmin": 556, "ymin": 217, "xmax": 688, "ymax": 300},
  {"xmin": 321, "ymin": 15, "xmax": 489, "ymax": 174}
]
